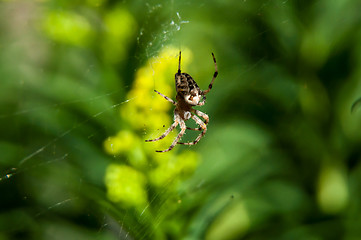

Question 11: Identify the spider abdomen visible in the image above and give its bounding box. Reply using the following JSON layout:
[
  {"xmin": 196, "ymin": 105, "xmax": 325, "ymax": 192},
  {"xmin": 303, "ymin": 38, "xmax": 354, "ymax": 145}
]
[{"xmin": 175, "ymin": 73, "xmax": 202, "ymax": 105}]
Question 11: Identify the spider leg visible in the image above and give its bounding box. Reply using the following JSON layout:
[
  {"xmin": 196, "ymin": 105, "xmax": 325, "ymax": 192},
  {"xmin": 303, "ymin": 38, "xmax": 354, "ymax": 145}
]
[
  {"xmin": 154, "ymin": 90, "xmax": 176, "ymax": 105},
  {"xmin": 202, "ymin": 53, "xmax": 218, "ymax": 95},
  {"xmin": 178, "ymin": 51, "xmax": 181, "ymax": 74},
  {"xmin": 145, "ymin": 120, "xmax": 179, "ymax": 142},
  {"xmin": 186, "ymin": 127, "xmax": 202, "ymax": 131},
  {"xmin": 186, "ymin": 110, "xmax": 209, "ymax": 131},
  {"xmin": 194, "ymin": 109, "xmax": 209, "ymax": 125},
  {"xmin": 156, "ymin": 118, "xmax": 186, "ymax": 153},
  {"xmin": 178, "ymin": 114, "xmax": 207, "ymax": 145}
]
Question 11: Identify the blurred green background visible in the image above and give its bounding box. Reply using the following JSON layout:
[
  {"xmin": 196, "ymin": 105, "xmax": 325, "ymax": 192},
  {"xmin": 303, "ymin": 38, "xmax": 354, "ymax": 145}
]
[{"xmin": 1, "ymin": 0, "xmax": 361, "ymax": 239}]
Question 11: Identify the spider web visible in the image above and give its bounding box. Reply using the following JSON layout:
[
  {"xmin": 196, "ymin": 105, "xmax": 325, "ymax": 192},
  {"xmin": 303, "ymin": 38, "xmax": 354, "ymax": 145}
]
[
  {"xmin": 0, "ymin": 1, "xmax": 193, "ymax": 239},
  {"xmin": 0, "ymin": 1, "xmax": 288, "ymax": 239}
]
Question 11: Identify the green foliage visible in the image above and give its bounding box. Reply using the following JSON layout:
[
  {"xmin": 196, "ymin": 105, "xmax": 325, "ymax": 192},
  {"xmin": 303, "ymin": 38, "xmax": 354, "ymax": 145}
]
[{"xmin": 1, "ymin": 0, "xmax": 361, "ymax": 239}]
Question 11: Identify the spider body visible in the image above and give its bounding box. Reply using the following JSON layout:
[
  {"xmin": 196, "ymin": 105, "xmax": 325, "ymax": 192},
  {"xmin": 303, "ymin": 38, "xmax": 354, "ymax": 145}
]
[{"xmin": 145, "ymin": 51, "xmax": 218, "ymax": 152}]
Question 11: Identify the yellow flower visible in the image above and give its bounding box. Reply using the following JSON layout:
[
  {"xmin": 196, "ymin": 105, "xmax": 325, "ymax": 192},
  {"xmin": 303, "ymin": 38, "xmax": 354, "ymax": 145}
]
[
  {"xmin": 149, "ymin": 151, "xmax": 200, "ymax": 187},
  {"xmin": 103, "ymin": 130, "xmax": 138, "ymax": 155},
  {"xmin": 105, "ymin": 164, "xmax": 148, "ymax": 208}
]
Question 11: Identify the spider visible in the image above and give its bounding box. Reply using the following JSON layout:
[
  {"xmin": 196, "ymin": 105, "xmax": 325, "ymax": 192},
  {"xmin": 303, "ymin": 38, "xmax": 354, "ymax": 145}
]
[{"xmin": 145, "ymin": 51, "xmax": 218, "ymax": 152}]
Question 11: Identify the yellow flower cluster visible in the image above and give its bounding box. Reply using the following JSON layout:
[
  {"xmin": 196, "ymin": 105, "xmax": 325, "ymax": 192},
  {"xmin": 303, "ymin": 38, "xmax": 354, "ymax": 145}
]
[
  {"xmin": 103, "ymin": 47, "xmax": 200, "ymax": 208},
  {"xmin": 149, "ymin": 151, "xmax": 200, "ymax": 187},
  {"xmin": 104, "ymin": 164, "xmax": 147, "ymax": 207}
]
